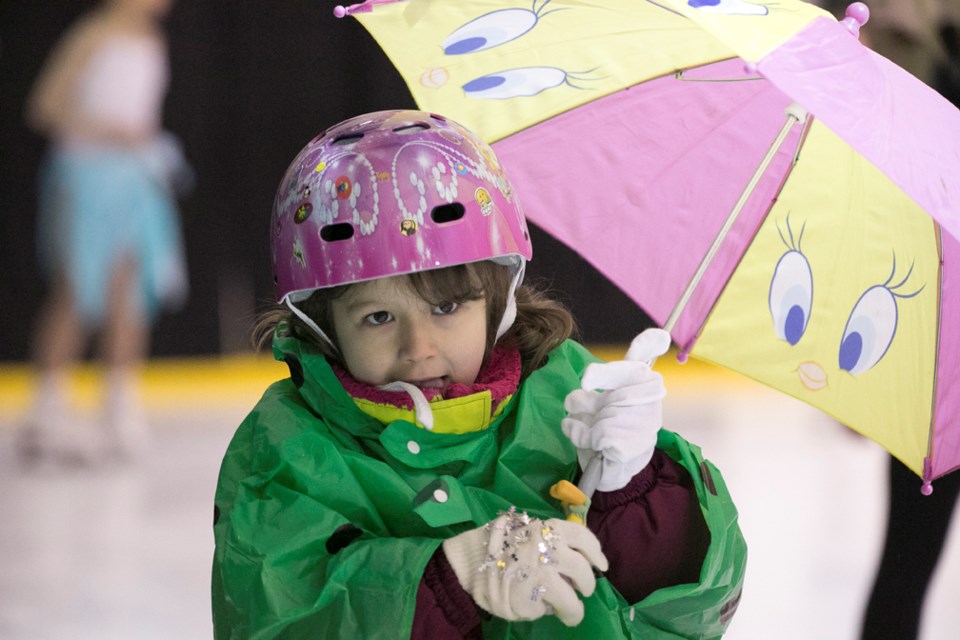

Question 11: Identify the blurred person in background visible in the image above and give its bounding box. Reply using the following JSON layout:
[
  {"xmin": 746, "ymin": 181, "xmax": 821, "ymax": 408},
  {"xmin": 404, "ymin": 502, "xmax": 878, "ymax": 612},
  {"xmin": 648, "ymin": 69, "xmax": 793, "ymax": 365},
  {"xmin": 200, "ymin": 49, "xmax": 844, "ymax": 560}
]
[
  {"xmin": 16, "ymin": 0, "xmax": 191, "ymax": 464},
  {"xmin": 820, "ymin": 1, "xmax": 960, "ymax": 638}
]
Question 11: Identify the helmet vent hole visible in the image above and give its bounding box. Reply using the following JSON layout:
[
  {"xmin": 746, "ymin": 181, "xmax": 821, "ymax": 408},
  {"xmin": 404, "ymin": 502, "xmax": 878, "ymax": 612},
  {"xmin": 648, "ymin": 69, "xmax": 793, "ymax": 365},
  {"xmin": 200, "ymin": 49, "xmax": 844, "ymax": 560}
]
[
  {"xmin": 429, "ymin": 113, "xmax": 447, "ymax": 122},
  {"xmin": 320, "ymin": 223, "xmax": 355, "ymax": 242},
  {"xmin": 332, "ymin": 133, "xmax": 364, "ymax": 146},
  {"xmin": 393, "ymin": 123, "xmax": 430, "ymax": 135},
  {"xmin": 431, "ymin": 202, "xmax": 465, "ymax": 224}
]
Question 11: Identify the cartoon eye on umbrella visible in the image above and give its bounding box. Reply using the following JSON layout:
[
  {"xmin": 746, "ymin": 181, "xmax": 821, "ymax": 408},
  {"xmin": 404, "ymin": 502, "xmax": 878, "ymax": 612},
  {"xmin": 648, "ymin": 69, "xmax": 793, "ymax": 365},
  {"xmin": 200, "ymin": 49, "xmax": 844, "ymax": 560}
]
[
  {"xmin": 441, "ymin": 0, "xmax": 562, "ymax": 54},
  {"xmin": 768, "ymin": 216, "xmax": 813, "ymax": 347},
  {"xmin": 339, "ymin": 0, "xmax": 960, "ymax": 495}
]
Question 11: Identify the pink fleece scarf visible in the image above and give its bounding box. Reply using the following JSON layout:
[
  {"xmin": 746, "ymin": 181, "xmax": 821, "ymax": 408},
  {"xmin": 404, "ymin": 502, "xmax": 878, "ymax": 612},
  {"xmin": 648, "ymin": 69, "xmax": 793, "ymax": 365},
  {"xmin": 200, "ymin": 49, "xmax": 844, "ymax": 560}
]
[{"xmin": 332, "ymin": 347, "xmax": 522, "ymax": 416}]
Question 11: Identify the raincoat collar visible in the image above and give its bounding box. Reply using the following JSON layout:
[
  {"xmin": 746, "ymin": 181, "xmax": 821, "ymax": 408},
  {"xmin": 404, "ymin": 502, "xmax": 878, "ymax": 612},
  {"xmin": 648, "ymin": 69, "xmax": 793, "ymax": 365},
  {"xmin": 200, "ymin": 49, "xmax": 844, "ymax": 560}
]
[
  {"xmin": 271, "ymin": 325, "xmax": 521, "ymax": 436},
  {"xmin": 330, "ymin": 347, "xmax": 521, "ymax": 434}
]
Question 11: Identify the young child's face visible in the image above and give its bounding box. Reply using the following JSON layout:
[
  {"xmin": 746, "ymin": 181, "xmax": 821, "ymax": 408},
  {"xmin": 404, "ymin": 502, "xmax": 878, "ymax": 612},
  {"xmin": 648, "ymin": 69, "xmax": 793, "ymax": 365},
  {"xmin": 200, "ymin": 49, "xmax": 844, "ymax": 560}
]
[{"xmin": 330, "ymin": 275, "xmax": 488, "ymax": 390}]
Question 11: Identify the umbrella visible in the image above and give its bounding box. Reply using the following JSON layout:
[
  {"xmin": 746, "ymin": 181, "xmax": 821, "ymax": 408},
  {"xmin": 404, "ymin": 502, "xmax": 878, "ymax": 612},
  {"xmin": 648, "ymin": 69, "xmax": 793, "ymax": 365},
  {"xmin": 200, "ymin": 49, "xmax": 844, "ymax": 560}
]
[{"xmin": 336, "ymin": 0, "xmax": 960, "ymax": 492}]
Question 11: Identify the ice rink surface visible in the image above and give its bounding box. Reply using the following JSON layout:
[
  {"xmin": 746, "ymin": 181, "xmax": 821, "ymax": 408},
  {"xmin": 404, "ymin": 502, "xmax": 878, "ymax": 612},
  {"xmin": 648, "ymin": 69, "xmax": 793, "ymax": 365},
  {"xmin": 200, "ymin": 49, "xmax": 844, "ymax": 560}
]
[{"xmin": 1, "ymin": 353, "xmax": 958, "ymax": 639}]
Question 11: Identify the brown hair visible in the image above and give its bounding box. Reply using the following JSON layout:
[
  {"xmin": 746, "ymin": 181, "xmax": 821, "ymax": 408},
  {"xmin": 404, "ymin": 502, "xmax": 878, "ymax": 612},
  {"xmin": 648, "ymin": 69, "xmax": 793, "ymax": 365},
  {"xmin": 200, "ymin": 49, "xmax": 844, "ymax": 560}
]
[{"xmin": 253, "ymin": 261, "xmax": 576, "ymax": 377}]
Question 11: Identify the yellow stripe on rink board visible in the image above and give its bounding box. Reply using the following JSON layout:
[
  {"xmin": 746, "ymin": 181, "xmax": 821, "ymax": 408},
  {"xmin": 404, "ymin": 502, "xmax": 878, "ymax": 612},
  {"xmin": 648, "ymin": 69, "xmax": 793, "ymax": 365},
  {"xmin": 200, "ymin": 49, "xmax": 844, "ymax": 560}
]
[
  {"xmin": 0, "ymin": 355, "xmax": 288, "ymax": 414},
  {"xmin": 0, "ymin": 347, "xmax": 746, "ymax": 414}
]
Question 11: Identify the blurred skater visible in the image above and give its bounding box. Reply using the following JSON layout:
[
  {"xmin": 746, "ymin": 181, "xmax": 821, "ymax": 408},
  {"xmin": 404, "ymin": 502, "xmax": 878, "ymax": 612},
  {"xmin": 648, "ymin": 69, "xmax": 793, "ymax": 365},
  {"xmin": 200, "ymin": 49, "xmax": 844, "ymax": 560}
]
[
  {"xmin": 18, "ymin": 0, "xmax": 191, "ymax": 463},
  {"xmin": 856, "ymin": 2, "xmax": 960, "ymax": 638},
  {"xmin": 861, "ymin": 458, "xmax": 960, "ymax": 639}
]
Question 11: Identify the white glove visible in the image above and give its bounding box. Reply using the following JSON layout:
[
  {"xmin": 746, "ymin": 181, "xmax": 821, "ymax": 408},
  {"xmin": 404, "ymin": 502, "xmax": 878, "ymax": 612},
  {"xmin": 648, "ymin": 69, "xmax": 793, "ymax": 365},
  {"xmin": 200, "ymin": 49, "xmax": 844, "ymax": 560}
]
[
  {"xmin": 561, "ymin": 328, "xmax": 671, "ymax": 493},
  {"xmin": 442, "ymin": 509, "xmax": 609, "ymax": 626}
]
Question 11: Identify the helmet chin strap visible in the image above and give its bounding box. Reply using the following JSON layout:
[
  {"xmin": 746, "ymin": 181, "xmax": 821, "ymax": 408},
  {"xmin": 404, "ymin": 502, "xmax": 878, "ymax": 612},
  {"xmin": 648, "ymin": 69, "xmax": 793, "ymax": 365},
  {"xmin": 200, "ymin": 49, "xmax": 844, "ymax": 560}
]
[
  {"xmin": 377, "ymin": 381, "xmax": 435, "ymax": 430},
  {"xmin": 284, "ymin": 297, "xmax": 340, "ymax": 354},
  {"xmin": 494, "ymin": 259, "xmax": 526, "ymax": 341}
]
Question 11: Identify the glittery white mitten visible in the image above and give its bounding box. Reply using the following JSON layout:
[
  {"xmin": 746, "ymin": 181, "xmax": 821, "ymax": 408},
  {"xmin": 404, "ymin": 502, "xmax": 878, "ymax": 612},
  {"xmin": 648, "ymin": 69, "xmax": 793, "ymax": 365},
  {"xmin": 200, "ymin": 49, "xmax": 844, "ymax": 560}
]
[
  {"xmin": 442, "ymin": 509, "xmax": 609, "ymax": 626},
  {"xmin": 562, "ymin": 328, "xmax": 671, "ymax": 492}
]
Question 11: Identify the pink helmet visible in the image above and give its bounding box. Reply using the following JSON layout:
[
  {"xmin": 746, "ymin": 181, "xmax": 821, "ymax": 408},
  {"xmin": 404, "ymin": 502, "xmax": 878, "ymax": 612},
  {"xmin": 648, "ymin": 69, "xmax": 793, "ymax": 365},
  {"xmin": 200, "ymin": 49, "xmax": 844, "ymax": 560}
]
[{"xmin": 271, "ymin": 110, "xmax": 532, "ymax": 303}]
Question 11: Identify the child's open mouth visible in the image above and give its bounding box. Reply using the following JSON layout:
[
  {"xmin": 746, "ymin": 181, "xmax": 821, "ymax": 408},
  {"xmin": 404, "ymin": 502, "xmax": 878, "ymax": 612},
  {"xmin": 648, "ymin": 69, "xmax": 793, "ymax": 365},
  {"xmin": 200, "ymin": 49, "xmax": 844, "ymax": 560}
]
[
  {"xmin": 407, "ymin": 377, "xmax": 449, "ymax": 399},
  {"xmin": 411, "ymin": 377, "xmax": 447, "ymax": 390}
]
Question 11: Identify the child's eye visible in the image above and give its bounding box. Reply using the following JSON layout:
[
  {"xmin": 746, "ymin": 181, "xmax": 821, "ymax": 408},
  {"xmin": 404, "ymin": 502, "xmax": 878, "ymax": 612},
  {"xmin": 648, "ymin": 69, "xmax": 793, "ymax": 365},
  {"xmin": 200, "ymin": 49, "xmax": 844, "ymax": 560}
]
[
  {"xmin": 364, "ymin": 311, "xmax": 393, "ymax": 326},
  {"xmin": 432, "ymin": 302, "xmax": 459, "ymax": 315}
]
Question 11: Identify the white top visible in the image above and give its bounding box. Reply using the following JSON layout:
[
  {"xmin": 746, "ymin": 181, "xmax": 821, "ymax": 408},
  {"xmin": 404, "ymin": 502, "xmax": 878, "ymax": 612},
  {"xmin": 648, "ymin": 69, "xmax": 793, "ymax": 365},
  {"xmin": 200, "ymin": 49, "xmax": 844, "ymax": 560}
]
[{"xmin": 73, "ymin": 35, "xmax": 168, "ymax": 138}]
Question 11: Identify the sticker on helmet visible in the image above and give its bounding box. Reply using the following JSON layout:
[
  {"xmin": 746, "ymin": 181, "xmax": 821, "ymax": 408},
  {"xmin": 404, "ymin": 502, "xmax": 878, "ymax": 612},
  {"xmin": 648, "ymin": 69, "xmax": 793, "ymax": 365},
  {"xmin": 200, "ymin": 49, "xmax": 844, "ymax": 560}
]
[
  {"xmin": 335, "ymin": 176, "xmax": 352, "ymax": 200},
  {"xmin": 475, "ymin": 187, "xmax": 493, "ymax": 216},
  {"xmin": 294, "ymin": 202, "xmax": 312, "ymax": 224},
  {"xmin": 293, "ymin": 237, "xmax": 306, "ymax": 268},
  {"xmin": 400, "ymin": 218, "xmax": 418, "ymax": 236}
]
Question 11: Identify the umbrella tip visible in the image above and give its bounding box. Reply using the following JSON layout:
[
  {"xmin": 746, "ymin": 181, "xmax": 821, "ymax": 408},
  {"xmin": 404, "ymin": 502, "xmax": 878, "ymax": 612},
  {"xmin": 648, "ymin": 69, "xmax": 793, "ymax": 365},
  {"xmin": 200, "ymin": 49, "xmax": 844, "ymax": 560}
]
[
  {"xmin": 332, "ymin": 0, "xmax": 404, "ymax": 17},
  {"xmin": 841, "ymin": 2, "xmax": 870, "ymax": 38},
  {"xmin": 921, "ymin": 457, "xmax": 934, "ymax": 495}
]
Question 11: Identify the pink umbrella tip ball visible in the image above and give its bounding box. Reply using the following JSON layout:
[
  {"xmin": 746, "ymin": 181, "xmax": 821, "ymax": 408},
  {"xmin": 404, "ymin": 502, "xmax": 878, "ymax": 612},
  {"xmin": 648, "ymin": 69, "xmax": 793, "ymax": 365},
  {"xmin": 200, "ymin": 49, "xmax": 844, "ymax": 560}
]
[{"xmin": 841, "ymin": 2, "xmax": 870, "ymax": 37}]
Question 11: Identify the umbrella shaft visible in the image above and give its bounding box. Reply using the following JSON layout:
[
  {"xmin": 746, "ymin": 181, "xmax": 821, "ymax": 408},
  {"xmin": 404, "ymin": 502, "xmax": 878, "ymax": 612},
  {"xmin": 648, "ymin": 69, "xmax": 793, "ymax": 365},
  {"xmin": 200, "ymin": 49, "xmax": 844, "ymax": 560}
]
[{"xmin": 664, "ymin": 104, "xmax": 808, "ymax": 335}]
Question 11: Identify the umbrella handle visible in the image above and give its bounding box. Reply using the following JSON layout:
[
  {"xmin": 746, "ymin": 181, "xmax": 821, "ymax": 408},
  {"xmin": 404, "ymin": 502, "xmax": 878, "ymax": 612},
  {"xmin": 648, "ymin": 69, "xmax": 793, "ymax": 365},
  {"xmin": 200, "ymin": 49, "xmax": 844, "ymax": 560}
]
[
  {"xmin": 575, "ymin": 330, "xmax": 671, "ymax": 500},
  {"xmin": 578, "ymin": 454, "xmax": 603, "ymax": 500}
]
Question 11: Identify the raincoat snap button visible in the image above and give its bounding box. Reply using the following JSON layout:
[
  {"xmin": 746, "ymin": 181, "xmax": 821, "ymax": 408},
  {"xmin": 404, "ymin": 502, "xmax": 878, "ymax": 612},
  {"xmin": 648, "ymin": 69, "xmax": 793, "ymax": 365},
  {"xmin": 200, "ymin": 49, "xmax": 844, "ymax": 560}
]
[
  {"xmin": 433, "ymin": 489, "xmax": 448, "ymax": 503},
  {"xmin": 407, "ymin": 441, "xmax": 421, "ymax": 454}
]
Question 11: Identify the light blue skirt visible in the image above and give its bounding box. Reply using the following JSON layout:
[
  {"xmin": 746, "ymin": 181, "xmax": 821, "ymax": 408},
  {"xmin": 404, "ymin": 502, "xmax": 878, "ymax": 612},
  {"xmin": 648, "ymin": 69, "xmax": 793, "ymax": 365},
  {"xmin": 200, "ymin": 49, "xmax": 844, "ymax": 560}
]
[{"xmin": 38, "ymin": 146, "xmax": 188, "ymax": 326}]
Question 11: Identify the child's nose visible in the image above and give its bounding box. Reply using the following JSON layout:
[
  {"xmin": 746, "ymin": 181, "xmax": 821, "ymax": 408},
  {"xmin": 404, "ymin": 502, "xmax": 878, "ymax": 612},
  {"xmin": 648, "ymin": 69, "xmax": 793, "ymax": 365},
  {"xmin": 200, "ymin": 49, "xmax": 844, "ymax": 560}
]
[{"xmin": 400, "ymin": 320, "xmax": 437, "ymax": 362}]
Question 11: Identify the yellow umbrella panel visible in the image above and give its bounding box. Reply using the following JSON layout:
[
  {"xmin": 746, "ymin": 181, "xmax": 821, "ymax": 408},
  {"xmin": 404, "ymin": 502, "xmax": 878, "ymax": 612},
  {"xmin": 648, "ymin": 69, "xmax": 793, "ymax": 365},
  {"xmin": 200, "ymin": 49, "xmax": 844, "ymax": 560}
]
[{"xmin": 693, "ymin": 121, "xmax": 939, "ymax": 477}]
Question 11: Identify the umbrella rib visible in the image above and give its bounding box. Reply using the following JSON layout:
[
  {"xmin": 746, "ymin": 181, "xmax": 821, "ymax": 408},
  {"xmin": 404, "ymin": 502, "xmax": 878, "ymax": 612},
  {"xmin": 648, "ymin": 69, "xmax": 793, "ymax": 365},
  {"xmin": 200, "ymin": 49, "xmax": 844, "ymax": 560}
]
[
  {"xmin": 664, "ymin": 103, "xmax": 808, "ymax": 335},
  {"xmin": 923, "ymin": 222, "xmax": 944, "ymax": 491}
]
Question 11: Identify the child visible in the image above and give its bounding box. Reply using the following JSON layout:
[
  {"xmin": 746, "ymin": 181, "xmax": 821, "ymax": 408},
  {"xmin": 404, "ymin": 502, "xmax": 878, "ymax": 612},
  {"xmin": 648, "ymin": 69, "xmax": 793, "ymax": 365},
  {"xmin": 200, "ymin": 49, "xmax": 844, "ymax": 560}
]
[
  {"xmin": 211, "ymin": 110, "xmax": 745, "ymax": 638},
  {"xmin": 18, "ymin": 0, "xmax": 189, "ymax": 462}
]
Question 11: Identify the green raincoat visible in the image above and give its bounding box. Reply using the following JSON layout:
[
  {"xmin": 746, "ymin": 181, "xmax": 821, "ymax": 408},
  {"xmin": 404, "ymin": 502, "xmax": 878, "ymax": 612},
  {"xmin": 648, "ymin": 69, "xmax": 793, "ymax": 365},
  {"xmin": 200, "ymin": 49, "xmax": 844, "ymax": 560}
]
[{"xmin": 212, "ymin": 334, "xmax": 746, "ymax": 639}]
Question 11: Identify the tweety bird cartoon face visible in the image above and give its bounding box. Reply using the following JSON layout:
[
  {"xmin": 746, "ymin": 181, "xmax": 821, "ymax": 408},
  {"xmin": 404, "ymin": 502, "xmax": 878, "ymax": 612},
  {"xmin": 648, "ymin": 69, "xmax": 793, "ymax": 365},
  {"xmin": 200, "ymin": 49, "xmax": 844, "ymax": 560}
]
[
  {"xmin": 356, "ymin": 0, "xmax": 820, "ymax": 144},
  {"xmin": 694, "ymin": 123, "xmax": 939, "ymax": 475}
]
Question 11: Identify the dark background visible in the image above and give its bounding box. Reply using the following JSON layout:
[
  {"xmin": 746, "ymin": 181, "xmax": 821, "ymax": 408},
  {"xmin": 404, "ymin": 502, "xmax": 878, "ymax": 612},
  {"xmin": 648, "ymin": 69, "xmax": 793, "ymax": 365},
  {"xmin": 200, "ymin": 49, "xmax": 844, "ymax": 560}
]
[{"xmin": 0, "ymin": 1, "xmax": 652, "ymax": 363}]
